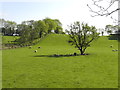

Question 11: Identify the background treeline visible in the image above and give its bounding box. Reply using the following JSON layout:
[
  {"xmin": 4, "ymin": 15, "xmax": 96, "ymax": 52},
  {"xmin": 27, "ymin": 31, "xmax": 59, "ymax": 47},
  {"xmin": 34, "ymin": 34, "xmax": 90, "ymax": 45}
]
[{"xmin": 0, "ymin": 18, "xmax": 64, "ymax": 45}]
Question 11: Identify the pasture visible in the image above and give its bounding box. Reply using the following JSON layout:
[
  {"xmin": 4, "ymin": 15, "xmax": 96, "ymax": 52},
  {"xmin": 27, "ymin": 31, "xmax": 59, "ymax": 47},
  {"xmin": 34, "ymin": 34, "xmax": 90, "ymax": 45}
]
[
  {"xmin": 2, "ymin": 34, "xmax": 118, "ymax": 88},
  {"xmin": 2, "ymin": 36, "xmax": 19, "ymax": 44}
]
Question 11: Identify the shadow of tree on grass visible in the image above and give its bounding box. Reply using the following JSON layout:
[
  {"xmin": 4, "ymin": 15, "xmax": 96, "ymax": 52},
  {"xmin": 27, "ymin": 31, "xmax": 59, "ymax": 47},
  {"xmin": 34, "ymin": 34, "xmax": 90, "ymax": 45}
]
[
  {"xmin": 107, "ymin": 34, "xmax": 120, "ymax": 41},
  {"xmin": 33, "ymin": 53, "xmax": 89, "ymax": 58}
]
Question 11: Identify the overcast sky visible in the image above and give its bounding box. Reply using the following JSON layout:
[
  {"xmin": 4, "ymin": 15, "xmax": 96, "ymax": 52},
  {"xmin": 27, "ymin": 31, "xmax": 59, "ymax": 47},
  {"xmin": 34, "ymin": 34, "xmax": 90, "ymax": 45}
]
[{"xmin": 0, "ymin": 0, "xmax": 118, "ymax": 31}]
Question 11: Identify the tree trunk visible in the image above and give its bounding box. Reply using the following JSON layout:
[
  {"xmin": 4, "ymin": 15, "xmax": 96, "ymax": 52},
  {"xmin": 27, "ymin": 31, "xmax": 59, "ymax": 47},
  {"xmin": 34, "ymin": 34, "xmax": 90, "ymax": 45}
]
[
  {"xmin": 79, "ymin": 49, "xmax": 84, "ymax": 55},
  {"xmin": 39, "ymin": 31, "xmax": 42, "ymax": 38}
]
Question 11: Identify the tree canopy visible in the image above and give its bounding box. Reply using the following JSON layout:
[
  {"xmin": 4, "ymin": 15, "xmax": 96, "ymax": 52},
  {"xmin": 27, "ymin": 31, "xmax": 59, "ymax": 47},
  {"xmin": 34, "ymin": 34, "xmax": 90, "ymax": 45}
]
[
  {"xmin": 0, "ymin": 18, "xmax": 63, "ymax": 45},
  {"xmin": 0, "ymin": 19, "xmax": 17, "ymax": 36},
  {"xmin": 66, "ymin": 21, "xmax": 99, "ymax": 55}
]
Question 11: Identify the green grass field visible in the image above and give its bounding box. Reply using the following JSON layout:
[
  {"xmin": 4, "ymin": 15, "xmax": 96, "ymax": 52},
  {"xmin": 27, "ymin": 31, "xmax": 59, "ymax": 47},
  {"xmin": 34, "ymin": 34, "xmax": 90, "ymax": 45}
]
[
  {"xmin": 2, "ymin": 36, "xmax": 19, "ymax": 44},
  {"xmin": 2, "ymin": 36, "xmax": 20, "ymax": 49},
  {"xmin": 2, "ymin": 34, "xmax": 118, "ymax": 88}
]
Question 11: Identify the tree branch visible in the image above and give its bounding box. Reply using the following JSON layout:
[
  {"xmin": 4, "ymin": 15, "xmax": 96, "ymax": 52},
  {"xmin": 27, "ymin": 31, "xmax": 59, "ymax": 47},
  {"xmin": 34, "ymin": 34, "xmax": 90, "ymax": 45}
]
[{"xmin": 87, "ymin": 0, "xmax": 120, "ymax": 17}]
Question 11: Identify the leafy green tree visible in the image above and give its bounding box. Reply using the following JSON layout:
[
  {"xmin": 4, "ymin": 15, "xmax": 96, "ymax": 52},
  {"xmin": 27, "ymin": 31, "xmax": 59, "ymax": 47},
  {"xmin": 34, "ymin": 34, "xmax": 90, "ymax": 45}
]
[
  {"xmin": 18, "ymin": 24, "xmax": 31, "ymax": 43},
  {"xmin": 54, "ymin": 19, "xmax": 62, "ymax": 26},
  {"xmin": 18, "ymin": 22, "xmax": 39, "ymax": 44},
  {"xmin": 105, "ymin": 25, "xmax": 114, "ymax": 35},
  {"xmin": 54, "ymin": 25, "xmax": 63, "ymax": 34},
  {"xmin": 43, "ymin": 18, "xmax": 57, "ymax": 33},
  {"xmin": 114, "ymin": 25, "xmax": 120, "ymax": 34},
  {"xmin": 0, "ymin": 19, "xmax": 17, "ymax": 35},
  {"xmin": 29, "ymin": 27, "xmax": 39, "ymax": 41},
  {"xmin": 54, "ymin": 19, "xmax": 63, "ymax": 34},
  {"xmin": 33, "ymin": 20, "xmax": 48, "ymax": 38},
  {"xmin": 16, "ymin": 24, "xmax": 23, "ymax": 35},
  {"xmin": 6, "ymin": 21, "xmax": 16, "ymax": 35},
  {"xmin": 1, "ymin": 18, "xmax": 63, "ymax": 45},
  {"xmin": 66, "ymin": 21, "xmax": 99, "ymax": 55}
]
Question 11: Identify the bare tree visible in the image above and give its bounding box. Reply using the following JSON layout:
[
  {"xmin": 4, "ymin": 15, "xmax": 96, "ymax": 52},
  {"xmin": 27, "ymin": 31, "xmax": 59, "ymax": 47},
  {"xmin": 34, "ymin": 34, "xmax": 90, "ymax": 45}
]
[
  {"xmin": 87, "ymin": 0, "xmax": 120, "ymax": 17},
  {"xmin": 87, "ymin": 0, "xmax": 120, "ymax": 34}
]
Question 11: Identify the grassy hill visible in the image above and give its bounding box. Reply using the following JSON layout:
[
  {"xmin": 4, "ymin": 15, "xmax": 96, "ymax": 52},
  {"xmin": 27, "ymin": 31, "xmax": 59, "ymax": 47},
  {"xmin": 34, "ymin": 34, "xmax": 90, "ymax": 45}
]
[
  {"xmin": 2, "ymin": 34, "xmax": 118, "ymax": 88},
  {"xmin": 2, "ymin": 36, "xmax": 19, "ymax": 44},
  {"xmin": 2, "ymin": 36, "xmax": 20, "ymax": 49}
]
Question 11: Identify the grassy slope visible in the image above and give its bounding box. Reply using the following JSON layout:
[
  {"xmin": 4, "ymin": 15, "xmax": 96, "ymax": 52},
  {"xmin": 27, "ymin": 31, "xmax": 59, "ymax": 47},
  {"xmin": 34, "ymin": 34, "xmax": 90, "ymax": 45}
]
[
  {"xmin": 2, "ymin": 34, "xmax": 118, "ymax": 88},
  {"xmin": 2, "ymin": 36, "xmax": 19, "ymax": 44}
]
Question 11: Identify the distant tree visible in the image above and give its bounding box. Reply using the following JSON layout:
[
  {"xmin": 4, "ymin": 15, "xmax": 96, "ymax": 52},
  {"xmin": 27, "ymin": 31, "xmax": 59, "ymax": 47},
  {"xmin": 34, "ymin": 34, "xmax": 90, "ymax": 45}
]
[
  {"xmin": 17, "ymin": 20, "xmax": 35, "ymax": 36},
  {"xmin": 114, "ymin": 25, "xmax": 120, "ymax": 34},
  {"xmin": 0, "ymin": 19, "xmax": 17, "ymax": 35},
  {"xmin": 43, "ymin": 18, "xmax": 57, "ymax": 33},
  {"xmin": 43, "ymin": 18, "xmax": 63, "ymax": 33},
  {"xmin": 29, "ymin": 27, "xmax": 39, "ymax": 41},
  {"xmin": 54, "ymin": 25, "xmax": 63, "ymax": 34},
  {"xmin": 105, "ymin": 24, "xmax": 119, "ymax": 35},
  {"xmin": 33, "ymin": 20, "xmax": 48, "ymax": 38},
  {"xmin": 0, "ymin": 19, "xmax": 5, "ymax": 34},
  {"xmin": 21, "ymin": 20, "xmax": 35, "ymax": 26},
  {"xmin": 1, "ymin": 18, "xmax": 63, "ymax": 45},
  {"xmin": 7, "ymin": 21, "xmax": 17, "ymax": 35},
  {"xmin": 18, "ymin": 21, "xmax": 39, "ymax": 44},
  {"xmin": 54, "ymin": 19, "xmax": 62, "ymax": 25},
  {"xmin": 18, "ymin": 24, "xmax": 31, "ymax": 43},
  {"xmin": 66, "ymin": 21, "xmax": 99, "ymax": 55},
  {"xmin": 105, "ymin": 25, "xmax": 114, "ymax": 35},
  {"xmin": 16, "ymin": 24, "xmax": 23, "ymax": 35},
  {"xmin": 54, "ymin": 19, "xmax": 63, "ymax": 34}
]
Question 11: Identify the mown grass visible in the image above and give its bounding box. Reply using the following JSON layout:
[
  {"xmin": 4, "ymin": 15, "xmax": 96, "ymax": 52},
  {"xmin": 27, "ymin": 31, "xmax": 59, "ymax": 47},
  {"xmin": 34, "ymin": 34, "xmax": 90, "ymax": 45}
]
[{"xmin": 2, "ymin": 34, "xmax": 118, "ymax": 88}]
